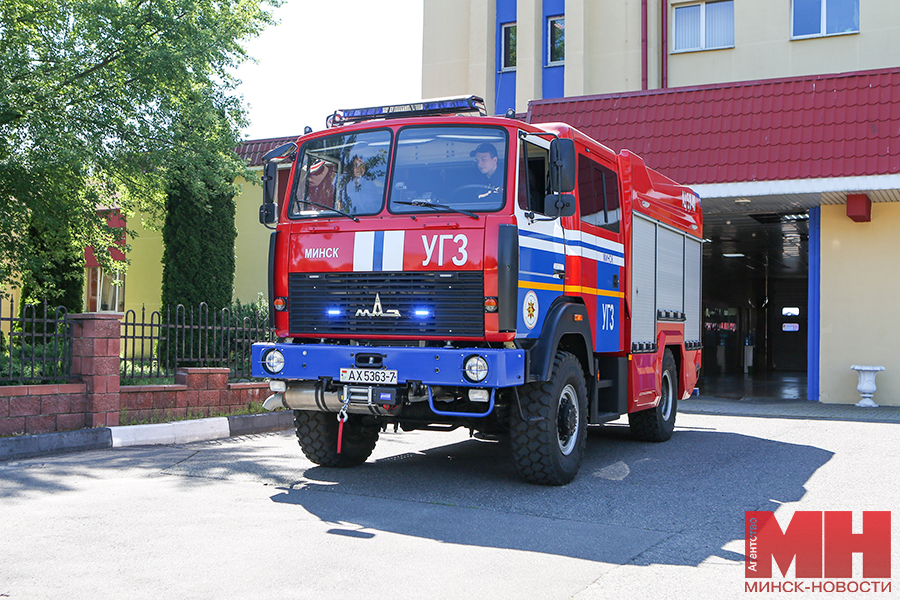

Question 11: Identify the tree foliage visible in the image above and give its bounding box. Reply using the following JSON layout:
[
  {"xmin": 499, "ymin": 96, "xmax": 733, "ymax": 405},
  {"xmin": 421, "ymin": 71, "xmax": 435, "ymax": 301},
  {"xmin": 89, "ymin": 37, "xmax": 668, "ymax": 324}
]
[
  {"xmin": 161, "ymin": 89, "xmax": 241, "ymax": 313},
  {"xmin": 0, "ymin": 0, "xmax": 277, "ymax": 296}
]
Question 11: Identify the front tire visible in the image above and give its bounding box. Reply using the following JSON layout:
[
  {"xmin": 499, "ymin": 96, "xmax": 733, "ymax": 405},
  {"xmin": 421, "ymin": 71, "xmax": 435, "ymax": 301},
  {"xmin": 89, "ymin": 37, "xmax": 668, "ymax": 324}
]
[
  {"xmin": 294, "ymin": 411, "xmax": 379, "ymax": 467},
  {"xmin": 510, "ymin": 351, "xmax": 588, "ymax": 485},
  {"xmin": 629, "ymin": 349, "xmax": 677, "ymax": 442}
]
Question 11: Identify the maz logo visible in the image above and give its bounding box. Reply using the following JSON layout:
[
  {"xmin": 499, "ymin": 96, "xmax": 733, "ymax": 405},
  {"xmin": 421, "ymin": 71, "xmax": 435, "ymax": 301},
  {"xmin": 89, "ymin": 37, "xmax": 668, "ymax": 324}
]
[{"xmin": 355, "ymin": 293, "xmax": 400, "ymax": 318}]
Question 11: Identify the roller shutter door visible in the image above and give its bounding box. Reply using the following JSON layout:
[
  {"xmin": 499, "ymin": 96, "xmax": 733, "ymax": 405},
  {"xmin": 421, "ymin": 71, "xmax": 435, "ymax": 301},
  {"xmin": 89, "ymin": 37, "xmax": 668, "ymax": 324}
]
[{"xmin": 631, "ymin": 215, "xmax": 656, "ymax": 345}]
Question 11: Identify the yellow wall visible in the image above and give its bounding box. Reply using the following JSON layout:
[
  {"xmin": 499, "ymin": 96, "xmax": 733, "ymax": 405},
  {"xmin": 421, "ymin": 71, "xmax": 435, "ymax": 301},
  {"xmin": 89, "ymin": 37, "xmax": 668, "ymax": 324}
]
[
  {"xmin": 233, "ymin": 172, "xmax": 271, "ymax": 305},
  {"xmin": 423, "ymin": 1, "xmax": 479, "ymax": 100},
  {"xmin": 123, "ymin": 172, "xmax": 271, "ymax": 318},
  {"xmin": 423, "ymin": 0, "xmax": 900, "ymax": 102},
  {"xmin": 819, "ymin": 202, "xmax": 900, "ymax": 406},
  {"xmin": 582, "ymin": 0, "xmax": 644, "ymax": 95},
  {"xmin": 668, "ymin": 0, "xmax": 900, "ymax": 88},
  {"xmin": 0, "ymin": 284, "xmax": 22, "ymax": 339},
  {"xmin": 124, "ymin": 212, "xmax": 164, "ymax": 316}
]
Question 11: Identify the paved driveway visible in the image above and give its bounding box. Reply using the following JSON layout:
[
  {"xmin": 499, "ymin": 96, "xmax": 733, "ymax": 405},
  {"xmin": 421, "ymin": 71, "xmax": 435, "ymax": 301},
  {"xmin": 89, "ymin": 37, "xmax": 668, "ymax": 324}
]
[{"xmin": 1, "ymin": 412, "xmax": 897, "ymax": 599}]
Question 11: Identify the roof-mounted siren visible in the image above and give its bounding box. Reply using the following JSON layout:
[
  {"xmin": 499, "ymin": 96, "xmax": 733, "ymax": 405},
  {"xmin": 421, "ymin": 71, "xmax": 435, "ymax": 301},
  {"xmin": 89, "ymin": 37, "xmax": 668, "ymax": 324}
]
[{"xmin": 326, "ymin": 95, "xmax": 486, "ymax": 127}]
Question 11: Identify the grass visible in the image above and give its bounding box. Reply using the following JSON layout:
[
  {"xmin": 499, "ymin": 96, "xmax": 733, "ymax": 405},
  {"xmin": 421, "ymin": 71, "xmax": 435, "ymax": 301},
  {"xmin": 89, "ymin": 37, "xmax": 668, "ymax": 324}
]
[{"xmin": 118, "ymin": 401, "xmax": 271, "ymax": 426}]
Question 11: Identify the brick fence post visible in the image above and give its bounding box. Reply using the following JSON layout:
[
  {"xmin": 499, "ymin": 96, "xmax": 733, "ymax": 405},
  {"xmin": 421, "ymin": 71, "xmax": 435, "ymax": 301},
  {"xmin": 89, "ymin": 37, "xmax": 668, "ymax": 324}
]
[{"xmin": 70, "ymin": 313, "xmax": 122, "ymax": 428}]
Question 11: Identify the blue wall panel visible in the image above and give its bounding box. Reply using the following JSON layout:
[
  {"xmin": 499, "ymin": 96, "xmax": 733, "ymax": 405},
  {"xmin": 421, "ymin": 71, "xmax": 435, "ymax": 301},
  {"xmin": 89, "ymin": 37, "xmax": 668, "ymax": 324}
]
[
  {"xmin": 495, "ymin": 0, "xmax": 517, "ymax": 114},
  {"xmin": 542, "ymin": 0, "xmax": 565, "ymax": 99},
  {"xmin": 807, "ymin": 206, "xmax": 821, "ymax": 401}
]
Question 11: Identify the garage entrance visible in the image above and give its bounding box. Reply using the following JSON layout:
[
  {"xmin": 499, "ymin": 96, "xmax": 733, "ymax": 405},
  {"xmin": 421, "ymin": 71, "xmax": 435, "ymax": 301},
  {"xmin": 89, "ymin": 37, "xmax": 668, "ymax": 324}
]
[{"xmin": 699, "ymin": 206, "xmax": 811, "ymax": 398}]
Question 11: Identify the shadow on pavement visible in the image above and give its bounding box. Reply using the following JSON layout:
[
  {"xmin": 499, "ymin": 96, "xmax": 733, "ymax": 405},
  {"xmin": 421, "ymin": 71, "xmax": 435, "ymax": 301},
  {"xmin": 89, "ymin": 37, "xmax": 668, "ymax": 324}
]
[{"xmin": 269, "ymin": 424, "xmax": 834, "ymax": 566}]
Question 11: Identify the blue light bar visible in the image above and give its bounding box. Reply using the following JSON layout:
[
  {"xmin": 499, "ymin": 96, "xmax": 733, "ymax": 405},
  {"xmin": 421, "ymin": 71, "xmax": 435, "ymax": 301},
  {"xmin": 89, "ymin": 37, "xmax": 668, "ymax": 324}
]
[{"xmin": 329, "ymin": 96, "xmax": 486, "ymax": 127}]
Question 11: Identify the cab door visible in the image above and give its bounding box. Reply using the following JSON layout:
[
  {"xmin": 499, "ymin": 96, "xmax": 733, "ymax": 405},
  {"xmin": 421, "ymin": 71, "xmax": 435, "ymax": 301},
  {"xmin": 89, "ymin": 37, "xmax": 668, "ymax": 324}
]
[
  {"xmin": 573, "ymin": 153, "xmax": 625, "ymax": 353},
  {"xmin": 513, "ymin": 136, "xmax": 567, "ymax": 338}
]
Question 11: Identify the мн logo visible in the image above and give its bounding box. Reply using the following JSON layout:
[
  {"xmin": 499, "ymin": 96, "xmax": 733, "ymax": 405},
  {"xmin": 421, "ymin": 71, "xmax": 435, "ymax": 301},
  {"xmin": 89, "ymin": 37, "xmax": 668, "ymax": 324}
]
[{"xmin": 745, "ymin": 511, "xmax": 891, "ymax": 579}]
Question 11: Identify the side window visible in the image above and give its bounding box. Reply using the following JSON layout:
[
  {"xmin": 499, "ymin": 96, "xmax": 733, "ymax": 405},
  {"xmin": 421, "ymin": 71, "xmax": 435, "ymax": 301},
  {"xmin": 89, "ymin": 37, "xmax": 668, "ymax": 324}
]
[
  {"xmin": 577, "ymin": 155, "xmax": 621, "ymax": 234},
  {"xmin": 518, "ymin": 140, "xmax": 549, "ymax": 213}
]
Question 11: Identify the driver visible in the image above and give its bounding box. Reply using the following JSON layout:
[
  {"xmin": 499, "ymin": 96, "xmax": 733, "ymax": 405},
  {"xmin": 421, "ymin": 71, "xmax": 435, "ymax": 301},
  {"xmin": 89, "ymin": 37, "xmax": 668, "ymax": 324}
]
[{"xmin": 471, "ymin": 143, "xmax": 502, "ymax": 188}]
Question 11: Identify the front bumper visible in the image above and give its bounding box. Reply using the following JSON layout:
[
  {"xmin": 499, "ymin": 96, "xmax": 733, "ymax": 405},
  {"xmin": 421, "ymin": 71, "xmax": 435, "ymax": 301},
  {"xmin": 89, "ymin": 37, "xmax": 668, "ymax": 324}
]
[{"xmin": 251, "ymin": 343, "xmax": 526, "ymax": 389}]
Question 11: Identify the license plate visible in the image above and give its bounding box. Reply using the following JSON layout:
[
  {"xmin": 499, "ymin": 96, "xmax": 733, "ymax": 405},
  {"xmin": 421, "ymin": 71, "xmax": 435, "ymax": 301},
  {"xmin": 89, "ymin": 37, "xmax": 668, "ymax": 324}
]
[{"xmin": 339, "ymin": 368, "xmax": 398, "ymax": 385}]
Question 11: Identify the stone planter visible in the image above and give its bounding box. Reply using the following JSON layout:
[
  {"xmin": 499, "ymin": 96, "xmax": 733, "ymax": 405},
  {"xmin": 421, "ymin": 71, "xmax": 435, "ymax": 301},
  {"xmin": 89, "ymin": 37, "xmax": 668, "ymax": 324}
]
[{"xmin": 850, "ymin": 365, "xmax": 885, "ymax": 408}]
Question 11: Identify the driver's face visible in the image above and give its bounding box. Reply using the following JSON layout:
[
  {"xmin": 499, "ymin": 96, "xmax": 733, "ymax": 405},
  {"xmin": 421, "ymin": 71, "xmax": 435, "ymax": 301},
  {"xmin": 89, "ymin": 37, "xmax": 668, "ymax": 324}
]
[{"xmin": 475, "ymin": 152, "xmax": 498, "ymax": 177}]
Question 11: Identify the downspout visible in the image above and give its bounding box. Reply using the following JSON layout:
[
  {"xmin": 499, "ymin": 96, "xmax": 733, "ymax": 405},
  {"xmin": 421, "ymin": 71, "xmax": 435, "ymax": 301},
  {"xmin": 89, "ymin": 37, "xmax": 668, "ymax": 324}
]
[
  {"xmin": 641, "ymin": 0, "xmax": 648, "ymax": 90},
  {"xmin": 661, "ymin": 0, "xmax": 668, "ymax": 88}
]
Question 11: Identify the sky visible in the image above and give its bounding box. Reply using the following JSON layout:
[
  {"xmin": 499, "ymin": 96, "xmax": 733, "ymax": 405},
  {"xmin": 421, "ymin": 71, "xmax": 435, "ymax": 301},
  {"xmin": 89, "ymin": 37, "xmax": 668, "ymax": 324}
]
[{"xmin": 234, "ymin": 0, "xmax": 425, "ymax": 141}]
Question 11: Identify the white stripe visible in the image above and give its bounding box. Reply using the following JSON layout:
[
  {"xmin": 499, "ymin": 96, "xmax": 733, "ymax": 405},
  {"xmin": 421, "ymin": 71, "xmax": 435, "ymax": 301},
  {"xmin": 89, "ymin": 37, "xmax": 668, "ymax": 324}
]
[
  {"xmin": 567, "ymin": 229, "xmax": 625, "ymax": 254},
  {"xmin": 353, "ymin": 231, "xmax": 374, "ymax": 271},
  {"xmin": 382, "ymin": 231, "xmax": 405, "ymax": 271},
  {"xmin": 566, "ymin": 244, "xmax": 625, "ymax": 267},
  {"xmin": 690, "ymin": 174, "xmax": 900, "ymax": 199},
  {"xmin": 518, "ymin": 235, "xmax": 565, "ymax": 255}
]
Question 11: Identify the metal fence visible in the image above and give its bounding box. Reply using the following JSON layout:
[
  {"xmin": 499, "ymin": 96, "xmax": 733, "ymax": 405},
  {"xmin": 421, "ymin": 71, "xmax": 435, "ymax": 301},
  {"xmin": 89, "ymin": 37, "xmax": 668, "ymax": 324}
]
[
  {"xmin": 121, "ymin": 303, "xmax": 272, "ymax": 382},
  {"xmin": 0, "ymin": 298, "xmax": 72, "ymax": 385}
]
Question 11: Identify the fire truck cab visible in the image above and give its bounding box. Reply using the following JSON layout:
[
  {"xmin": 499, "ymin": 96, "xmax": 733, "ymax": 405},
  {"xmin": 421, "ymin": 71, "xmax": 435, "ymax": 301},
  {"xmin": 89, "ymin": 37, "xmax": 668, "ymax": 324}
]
[{"xmin": 251, "ymin": 96, "xmax": 702, "ymax": 485}]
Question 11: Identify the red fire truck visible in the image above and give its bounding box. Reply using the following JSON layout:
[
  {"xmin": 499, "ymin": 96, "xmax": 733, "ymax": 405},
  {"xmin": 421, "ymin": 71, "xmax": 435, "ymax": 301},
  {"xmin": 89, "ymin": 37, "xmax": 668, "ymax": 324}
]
[{"xmin": 252, "ymin": 96, "xmax": 702, "ymax": 485}]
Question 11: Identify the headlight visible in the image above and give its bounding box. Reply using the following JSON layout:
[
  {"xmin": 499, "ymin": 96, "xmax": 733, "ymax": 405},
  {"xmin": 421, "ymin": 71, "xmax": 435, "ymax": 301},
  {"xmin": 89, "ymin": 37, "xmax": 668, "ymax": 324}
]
[
  {"xmin": 263, "ymin": 349, "xmax": 285, "ymax": 374},
  {"xmin": 463, "ymin": 355, "xmax": 489, "ymax": 383}
]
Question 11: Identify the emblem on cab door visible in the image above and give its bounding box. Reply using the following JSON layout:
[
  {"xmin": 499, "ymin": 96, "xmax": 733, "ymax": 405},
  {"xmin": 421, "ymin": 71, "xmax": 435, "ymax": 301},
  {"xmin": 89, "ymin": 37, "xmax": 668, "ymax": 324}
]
[{"xmin": 356, "ymin": 293, "xmax": 401, "ymax": 318}]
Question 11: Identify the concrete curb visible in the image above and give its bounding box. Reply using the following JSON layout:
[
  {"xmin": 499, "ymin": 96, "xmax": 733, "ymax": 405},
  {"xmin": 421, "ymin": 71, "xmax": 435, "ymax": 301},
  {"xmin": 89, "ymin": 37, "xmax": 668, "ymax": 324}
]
[
  {"xmin": 0, "ymin": 411, "xmax": 295, "ymax": 462},
  {"xmin": 682, "ymin": 396, "xmax": 900, "ymax": 423},
  {"xmin": 110, "ymin": 417, "xmax": 231, "ymax": 447},
  {"xmin": 0, "ymin": 428, "xmax": 113, "ymax": 462}
]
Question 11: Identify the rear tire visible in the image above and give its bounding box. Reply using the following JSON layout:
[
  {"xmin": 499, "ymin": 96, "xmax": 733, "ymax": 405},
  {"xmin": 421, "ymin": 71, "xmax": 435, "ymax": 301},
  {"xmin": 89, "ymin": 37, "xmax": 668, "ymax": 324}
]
[
  {"xmin": 295, "ymin": 410, "xmax": 379, "ymax": 467},
  {"xmin": 629, "ymin": 349, "xmax": 677, "ymax": 442},
  {"xmin": 510, "ymin": 351, "xmax": 588, "ymax": 485}
]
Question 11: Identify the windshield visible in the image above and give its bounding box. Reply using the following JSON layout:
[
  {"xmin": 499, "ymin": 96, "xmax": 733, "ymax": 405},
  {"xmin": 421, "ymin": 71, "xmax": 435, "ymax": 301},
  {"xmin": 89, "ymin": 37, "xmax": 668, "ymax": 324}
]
[
  {"xmin": 289, "ymin": 130, "xmax": 391, "ymax": 218},
  {"xmin": 388, "ymin": 126, "xmax": 508, "ymax": 214}
]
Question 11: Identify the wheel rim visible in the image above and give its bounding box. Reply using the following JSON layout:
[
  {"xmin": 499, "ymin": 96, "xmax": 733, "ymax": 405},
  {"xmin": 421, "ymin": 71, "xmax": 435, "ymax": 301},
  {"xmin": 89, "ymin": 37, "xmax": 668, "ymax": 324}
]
[
  {"xmin": 556, "ymin": 384, "xmax": 580, "ymax": 455},
  {"xmin": 660, "ymin": 369, "xmax": 673, "ymax": 421}
]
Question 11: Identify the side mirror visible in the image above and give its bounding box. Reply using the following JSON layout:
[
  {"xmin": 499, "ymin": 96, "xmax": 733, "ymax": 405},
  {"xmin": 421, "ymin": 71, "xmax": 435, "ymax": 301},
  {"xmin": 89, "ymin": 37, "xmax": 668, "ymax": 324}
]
[
  {"xmin": 549, "ymin": 138, "xmax": 576, "ymax": 193},
  {"xmin": 261, "ymin": 142, "xmax": 297, "ymax": 163},
  {"xmin": 543, "ymin": 193, "xmax": 576, "ymax": 218},
  {"xmin": 259, "ymin": 142, "xmax": 296, "ymax": 228},
  {"xmin": 259, "ymin": 203, "xmax": 277, "ymax": 225},
  {"xmin": 262, "ymin": 161, "xmax": 278, "ymax": 205}
]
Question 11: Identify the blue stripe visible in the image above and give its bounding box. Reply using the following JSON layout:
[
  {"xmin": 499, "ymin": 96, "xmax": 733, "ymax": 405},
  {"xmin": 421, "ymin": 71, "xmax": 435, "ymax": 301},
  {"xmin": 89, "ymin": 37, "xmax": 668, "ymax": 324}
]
[
  {"xmin": 518, "ymin": 229, "xmax": 562, "ymax": 243},
  {"xmin": 565, "ymin": 238, "xmax": 625, "ymax": 258},
  {"xmin": 519, "ymin": 229, "xmax": 625, "ymax": 258},
  {"xmin": 807, "ymin": 206, "xmax": 821, "ymax": 402},
  {"xmin": 373, "ymin": 230, "xmax": 385, "ymax": 271}
]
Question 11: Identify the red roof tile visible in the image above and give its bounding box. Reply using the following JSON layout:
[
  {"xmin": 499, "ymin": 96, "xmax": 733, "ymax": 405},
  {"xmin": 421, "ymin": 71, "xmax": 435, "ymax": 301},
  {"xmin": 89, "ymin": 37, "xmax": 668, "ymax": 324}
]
[
  {"xmin": 527, "ymin": 68, "xmax": 900, "ymax": 185},
  {"xmin": 235, "ymin": 135, "xmax": 300, "ymax": 167}
]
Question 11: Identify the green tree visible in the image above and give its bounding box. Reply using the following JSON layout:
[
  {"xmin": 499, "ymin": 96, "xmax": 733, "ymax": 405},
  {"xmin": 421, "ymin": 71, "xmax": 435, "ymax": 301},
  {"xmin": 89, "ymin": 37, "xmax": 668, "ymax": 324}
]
[
  {"xmin": 161, "ymin": 89, "xmax": 243, "ymax": 314},
  {"xmin": 0, "ymin": 0, "xmax": 277, "ymax": 296}
]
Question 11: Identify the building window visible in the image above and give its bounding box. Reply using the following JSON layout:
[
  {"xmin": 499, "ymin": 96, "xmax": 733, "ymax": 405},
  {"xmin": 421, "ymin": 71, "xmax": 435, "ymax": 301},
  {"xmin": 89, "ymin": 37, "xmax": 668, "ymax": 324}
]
[
  {"xmin": 85, "ymin": 267, "xmax": 125, "ymax": 313},
  {"xmin": 548, "ymin": 16, "xmax": 564, "ymax": 65},
  {"xmin": 502, "ymin": 23, "xmax": 516, "ymax": 70},
  {"xmin": 673, "ymin": 1, "xmax": 734, "ymax": 52},
  {"xmin": 792, "ymin": 0, "xmax": 859, "ymax": 38}
]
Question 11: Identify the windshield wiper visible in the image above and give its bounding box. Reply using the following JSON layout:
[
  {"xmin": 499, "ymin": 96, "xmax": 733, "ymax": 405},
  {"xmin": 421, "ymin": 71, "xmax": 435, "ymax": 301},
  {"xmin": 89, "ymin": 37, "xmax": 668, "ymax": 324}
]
[
  {"xmin": 300, "ymin": 200, "xmax": 360, "ymax": 222},
  {"xmin": 394, "ymin": 200, "xmax": 479, "ymax": 220}
]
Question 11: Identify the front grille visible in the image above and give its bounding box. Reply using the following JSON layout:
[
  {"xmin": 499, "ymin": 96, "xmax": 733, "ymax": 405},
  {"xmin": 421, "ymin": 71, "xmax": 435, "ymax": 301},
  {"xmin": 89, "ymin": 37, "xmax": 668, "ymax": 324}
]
[{"xmin": 289, "ymin": 271, "xmax": 484, "ymax": 338}]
